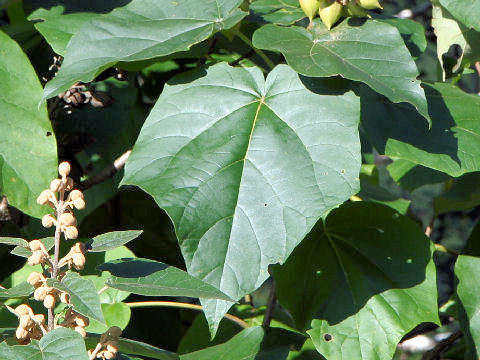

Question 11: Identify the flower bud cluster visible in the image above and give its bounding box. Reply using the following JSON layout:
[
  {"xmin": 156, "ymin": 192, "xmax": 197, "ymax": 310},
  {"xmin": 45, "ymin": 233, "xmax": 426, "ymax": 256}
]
[
  {"xmin": 27, "ymin": 240, "xmax": 51, "ymax": 266},
  {"xmin": 58, "ymin": 242, "xmax": 86, "ymax": 270},
  {"xmin": 57, "ymin": 308, "xmax": 90, "ymax": 338},
  {"xmin": 89, "ymin": 326, "xmax": 122, "ymax": 359},
  {"xmin": 28, "ymin": 271, "xmax": 68, "ymax": 310},
  {"xmin": 14, "ymin": 304, "xmax": 46, "ymax": 343}
]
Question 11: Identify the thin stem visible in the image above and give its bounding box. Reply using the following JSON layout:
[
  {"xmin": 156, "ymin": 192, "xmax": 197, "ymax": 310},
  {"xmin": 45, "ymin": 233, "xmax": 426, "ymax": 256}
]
[
  {"xmin": 422, "ymin": 330, "xmax": 463, "ymax": 360},
  {"xmin": 434, "ymin": 243, "xmax": 459, "ymax": 256},
  {"xmin": 262, "ymin": 278, "xmax": 276, "ymax": 327},
  {"xmin": 126, "ymin": 301, "xmax": 249, "ymax": 329},
  {"xmin": 236, "ymin": 32, "xmax": 275, "ymax": 71}
]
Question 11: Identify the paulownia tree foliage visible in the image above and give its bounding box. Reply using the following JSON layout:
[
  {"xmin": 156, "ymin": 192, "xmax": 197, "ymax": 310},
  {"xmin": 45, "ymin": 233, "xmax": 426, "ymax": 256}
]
[{"xmin": 0, "ymin": 0, "xmax": 479, "ymax": 359}]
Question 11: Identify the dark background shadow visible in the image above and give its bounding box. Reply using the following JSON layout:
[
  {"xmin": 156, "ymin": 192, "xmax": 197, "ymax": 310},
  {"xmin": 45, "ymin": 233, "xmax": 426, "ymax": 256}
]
[{"xmin": 24, "ymin": 0, "xmax": 132, "ymax": 16}]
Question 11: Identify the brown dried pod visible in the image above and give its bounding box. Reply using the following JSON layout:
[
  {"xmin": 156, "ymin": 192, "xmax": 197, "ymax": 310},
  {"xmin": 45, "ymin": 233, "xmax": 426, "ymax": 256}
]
[
  {"xmin": 58, "ymin": 162, "xmax": 71, "ymax": 177},
  {"xmin": 15, "ymin": 327, "xmax": 29, "ymax": 340},
  {"xmin": 65, "ymin": 177, "xmax": 74, "ymax": 191},
  {"xmin": 27, "ymin": 271, "xmax": 44, "ymax": 286},
  {"xmin": 41, "ymin": 214, "xmax": 56, "ymax": 228},
  {"xmin": 107, "ymin": 326, "xmax": 122, "ymax": 338},
  {"xmin": 19, "ymin": 314, "xmax": 34, "ymax": 329},
  {"xmin": 43, "ymin": 294, "xmax": 56, "ymax": 309},
  {"xmin": 50, "ymin": 178, "xmax": 65, "ymax": 193},
  {"xmin": 15, "ymin": 304, "xmax": 31, "ymax": 316},
  {"xmin": 64, "ymin": 226, "xmax": 79, "ymax": 240},
  {"xmin": 59, "ymin": 212, "xmax": 77, "ymax": 227}
]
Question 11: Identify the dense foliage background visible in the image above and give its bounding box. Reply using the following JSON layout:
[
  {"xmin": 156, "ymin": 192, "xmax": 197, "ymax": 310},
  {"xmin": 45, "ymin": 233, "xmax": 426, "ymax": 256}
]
[{"xmin": 0, "ymin": 0, "xmax": 480, "ymax": 359}]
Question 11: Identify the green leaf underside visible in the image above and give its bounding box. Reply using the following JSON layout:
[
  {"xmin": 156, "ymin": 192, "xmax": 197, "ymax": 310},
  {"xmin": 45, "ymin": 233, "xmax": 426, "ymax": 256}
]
[
  {"xmin": 0, "ymin": 327, "xmax": 88, "ymax": 360},
  {"xmin": 250, "ymin": 0, "xmax": 305, "ymax": 25},
  {"xmin": 99, "ymin": 258, "xmax": 234, "ymax": 301},
  {"xmin": 0, "ymin": 30, "xmax": 57, "ymax": 218},
  {"xmin": 0, "ymin": 237, "xmax": 28, "ymax": 247},
  {"xmin": 252, "ymin": 20, "xmax": 430, "ymax": 123},
  {"xmin": 47, "ymin": 272, "xmax": 105, "ymax": 324},
  {"xmin": 123, "ymin": 63, "xmax": 361, "ymax": 334},
  {"xmin": 361, "ymin": 82, "xmax": 480, "ymax": 177},
  {"xmin": 84, "ymin": 336, "xmax": 179, "ymax": 360},
  {"xmin": 455, "ymin": 256, "xmax": 480, "ymax": 357},
  {"xmin": 439, "ymin": 0, "xmax": 480, "ymax": 31},
  {"xmin": 41, "ymin": 0, "xmax": 247, "ymax": 100},
  {"xmin": 180, "ymin": 327, "xmax": 303, "ymax": 360},
  {"xmin": 0, "ymin": 282, "xmax": 33, "ymax": 298},
  {"xmin": 274, "ymin": 202, "xmax": 439, "ymax": 359},
  {"xmin": 87, "ymin": 230, "xmax": 143, "ymax": 252}
]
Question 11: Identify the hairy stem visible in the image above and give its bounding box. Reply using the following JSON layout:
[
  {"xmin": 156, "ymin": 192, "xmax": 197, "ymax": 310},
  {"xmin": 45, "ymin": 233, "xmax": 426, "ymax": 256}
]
[
  {"xmin": 236, "ymin": 32, "xmax": 275, "ymax": 71},
  {"xmin": 126, "ymin": 301, "xmax": 249, "ymax": 329}
]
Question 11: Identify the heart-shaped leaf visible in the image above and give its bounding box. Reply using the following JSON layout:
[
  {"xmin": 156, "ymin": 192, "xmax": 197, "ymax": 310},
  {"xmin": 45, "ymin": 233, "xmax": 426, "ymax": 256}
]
[
  {"xmin": 274, "ymin": 202, "xmax": 439, "ymax": 359},
  {"xmin": 42, "ymin": 0, "xmax": 247, "ymax": 100},
  {"xmin": 99, "ymin": 258, "xmax": 234, "ymax": 301},
  {"xmin": 252, "ymin": 20, "xmax": 430, "ymax": 123},
  {"xmin": 250, "ymin": 0, "xmax": 305, "ymax": 25},
  {"xmin": 0, "ymin": 30, "xmax": 57, "ymax": 218},
  {"xmin": 439, "ymin": 0, "xmax": 480, "ymax": 31},
  {"xmin": 0, "ymin": 327, "xmax": 88, "ymax": 360},
  {"xmin": 123, "ymin": 63, "xmax": 361, "ymax": 335}
]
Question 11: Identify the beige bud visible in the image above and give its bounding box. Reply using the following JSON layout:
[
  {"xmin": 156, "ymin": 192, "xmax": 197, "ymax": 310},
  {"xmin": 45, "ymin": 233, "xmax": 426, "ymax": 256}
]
[
  {"xmin": 41, "ymin": 214, "xmax": 56, "ymax": 228},
  {"xmin": 69, "ymin": 189, "xmax": 84, "ymax": 201},
  {"xmin": 19, "ymin": 314, "xmax": 34, "ymax": 329},
  {"xmin": 16, "ymin": 327, "xmax": 29, "ymax": 340},
  {"xmin": 27, "ymin": 271, "xmax": 44, "ymax": 286},
  {"xmin": 72, "ymin": 253, "xmax": 86, "ymax": 270},
  {"xmin": 64, "ymin": 226, "xmax": 79, "ymax": 240},
  {"xmin": 29, "ymin": 239, "xmax": 43, "ymax": 252},
  {"xmin": 60, "ymin": 291, "xmax": 70, "ymax": 304},
  {"xmin": 74, "ymin": 326, "xmax": 86, "ymax": 338},
  {"xmin": 73, "ymin": 198, "xmax": 86, "ymax": 210},
  {"xmin": 75, "ymin": 314, "xmax": 89, "ymax": 327},
  {"xmin": 59, "ymin": 212, "xmax": 77, "ymax": 227},
  {"xmin": 34, "ymin": 314, "xmax": 46, "ymax": 324},
  {"xmin": 73, "ymin": 242, "xmax": 86, "ymax": 254},
  {"xmin": 36, "ymin": 189, "xmax": 55, "ymax": 205},
  {"xmin": 103, "ymin": 351, "xmax": 115, "ymax": 360},
  {"xmin": 28, "ymin": 250, "xmax": 45, "ymax": 266},
  {"xmin": 50, "ymin": 178, "xmax": 65, "ymax": 193},
  {"xmin": 105, "ymin": 341, "xmax": 119, "ymax": 354},
  {"xmin": 58, "ymin": 162, "xmax": 71, "ymax": 177},
  {"xmin": 34, "ymin": 286, "xmax": 49, "ymax": 301},
  {"xmin": 43, "ymin": 294, "xmax": 56, "ymax": 309},
  {"xmin": 15, "ymin": 304, "xmax": 31, "ymax": 316},
  {"xmin": 65, "ymin": 177, "xmax": 74, "ymax": 191}
]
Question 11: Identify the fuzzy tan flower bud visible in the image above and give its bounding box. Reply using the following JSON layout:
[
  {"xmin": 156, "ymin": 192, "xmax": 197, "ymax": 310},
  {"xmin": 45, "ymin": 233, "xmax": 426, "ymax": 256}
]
[
  {"xmin": 59, "ymin": 212, "xmax": 77, "ymax": 227},
  {"xmin": 37, "ymin": 190, "xmax": 55, "ymax": 205},
  {"xmin": 34, "ymin": 314, "xmax": 46, "ymax": 324},
  {"xmin": 16, "ymin": 327, "xmax": 29, "ymax": 340},
  {"xmin": 19, "ymin": 314, "xmax": 34, "ymax": 329},
  {"xmin": 15, "ymin": 304, "xmax": 31, "ymax": 316},
  {"xmin": 64, "ymin": 226, "xmax": 79, "ymax": 240},
  {"xmin": 73, "ymin": 242, "xmax": 86, "ymax": 254},
  {"xmin": 34, "ymin": 286, "xmax": 49, "ymax": 301},
  {"xmin": 28, "ymin": 250, "xmax": 46, "ymax": 266},
  {"xmin": 29, "ymin": 239, "xmax": 43, "ymax": 252},
  {"xmin": 71, "ymin": 253, "xmax": 86, "ymax": 270},
  {"xmin": 58, "ymin": 162, "xmax": 71, "ymax": 177},
  {"xmin": 60, "ymin": 292, "xmax": 70, "ymax": 304},
  {"xmin": 43, "ymin": 294, "xmax": 56, "ymax": 309},
  {"xmin": 103, "ymin": 351, "xmax": 115, "ymax": 359},
  {"xmin": 27, "ymin": 271, "xmax": 44, "ymax": 286},
  {"xmin": 74, "ymin": 326, "xmax": 86, "ymax": 338},
  {"xmin": 65, "ymin": 177, "xmax": 74, "ymax": 191},
  {"xmin": 73, "ymin": 198, "xmax": 86, "ymax": 210},
  {"xmin": 75, "ymin": 314, "xmax": 89, "ymax": 327},
  {"xmin": 50, "ymin": 178, "xmax": 65, "ymax": 193},
  {"xmin": 69, "ymin": 189, "xmax": 84, "ymax": 201},
  {"xmin": 41, "ymin": 214, "xmax": 56, "ymax": 228}
]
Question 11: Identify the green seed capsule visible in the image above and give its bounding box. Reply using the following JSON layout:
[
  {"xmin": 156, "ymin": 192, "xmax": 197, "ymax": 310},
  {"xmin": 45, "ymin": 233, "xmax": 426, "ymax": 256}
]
[
  {"xmin": 300, "ymin": 0, "xmax": 321, "ymax": 21},
  {"xmin": 319, "ymin": 1, "xmax": 344, "ymax": 30},
  {"xmin": 347, "ymin": 0, "xmax": 369, "ymax": 17},
  {"xmin": 358, "ymin": 0, "xmax": 382, "ymax": 9}
]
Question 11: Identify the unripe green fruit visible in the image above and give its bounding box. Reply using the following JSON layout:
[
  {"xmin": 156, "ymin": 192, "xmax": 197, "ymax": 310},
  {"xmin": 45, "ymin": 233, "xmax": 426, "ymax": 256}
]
[
  {"xmin": 358, "ymin": 0, "xmax": 382, "ymax": 9},
  {"xmin": 319, "ymin": 1, "xmax": 343, "ymax": 30},
  {"xmin": 347, "ymin": 0, "xmax": 368, "ymax": 17},
  {"xmin": 300, "ymin": 0, "xmax": 320, "ymax": 21}
]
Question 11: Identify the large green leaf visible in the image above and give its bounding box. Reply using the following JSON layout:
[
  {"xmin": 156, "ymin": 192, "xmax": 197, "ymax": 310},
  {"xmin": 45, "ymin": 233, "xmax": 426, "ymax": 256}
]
[
  {"xmin": 0, "ymin": 30, "xmax": 57, "ymax": 218},
  {"xmin": 361, "ymin": 82, "xmax": 480, "ymax": 177},
  {"xmin": 99, "ymin": 258, "xmax": 235, "ymax": 301},
  {"xmin": 455, "ymin": 255, "xmax": 480, "ymax": 358},
  {"xmin": 434, "ymin": 173, "xmax": 480, "ymax": 215},
  {"xmin": 180, "ymin": 327, "xmax": 304, "ymax": 360},
  {"xmin": 87, "ymin": 230, "xmax": 143, "ymax": 252},
  {"xmin": 252, "ymin": 20, "xmax": 430, "ymax": 123},
  {"xmin": 47, "ymin": 272, "xmax": 105, "ymax": 324},
  {"xmin": 0, "ymin": 237, "xmax": 28, "ymax": 247},
  {"xmin": 0, "ymin": 327, "xmax": 88, "ymax": 360},
  {"xmin": 432, "ymin": 0, "xmax": 480, "ymax": 78},
  {"xmin": 41, "ymin": 0, "xmax": 247, "ymax": 100},
  {"xmin": 123, "ymin": 63, "xmax": 361, "ymax": 334},
  {"xmin": 439, "ymin": 0, "xmax": 480, "ymax": 31},
  {"xmin": 387, "ymin": 159, "xmax": 450, "ymax": 191},
  {"xmin": 86, "ymin": 302, "xmax": 131, "ymax": 334},
  {"xmin": 0, "ymin": 282, "xmax": 33, "ymax": 299},
  {"xmin": 250, "ymin": 0, "xmax": 305, "ymax": 25},
  {"xmin": 274, "ymin": 202, "xmax": 439, "ymax": 359}
]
